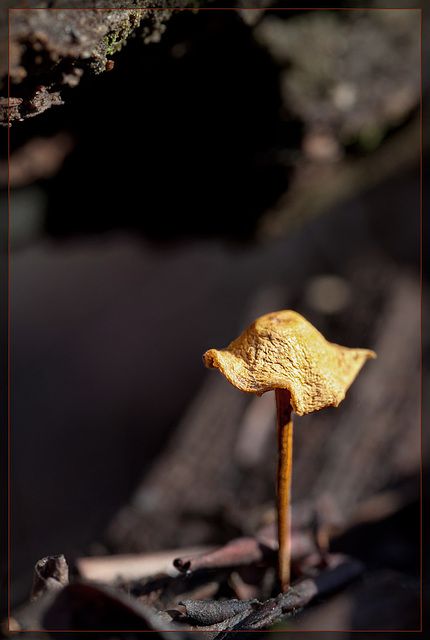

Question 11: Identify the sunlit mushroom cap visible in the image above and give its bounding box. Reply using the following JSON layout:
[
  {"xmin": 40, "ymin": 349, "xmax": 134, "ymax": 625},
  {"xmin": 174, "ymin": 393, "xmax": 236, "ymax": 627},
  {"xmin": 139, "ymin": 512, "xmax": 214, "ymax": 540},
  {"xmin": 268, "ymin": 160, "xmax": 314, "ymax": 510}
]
[{"xmin": 204, "ymin": 310, "xmax": 376, "ymax": 416}]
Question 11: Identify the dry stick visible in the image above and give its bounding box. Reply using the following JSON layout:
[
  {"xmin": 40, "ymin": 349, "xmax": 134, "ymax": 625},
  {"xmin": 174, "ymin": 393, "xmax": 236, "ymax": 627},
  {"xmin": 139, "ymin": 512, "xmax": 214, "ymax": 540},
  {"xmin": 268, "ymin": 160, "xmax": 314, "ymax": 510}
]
[
  {"xmin": 275, "ymin": 388, "xmax": 293, "ymax": 592},
  {"xmin": 174, "ymin": 537, "xmax": 276, "ymax": 573}
]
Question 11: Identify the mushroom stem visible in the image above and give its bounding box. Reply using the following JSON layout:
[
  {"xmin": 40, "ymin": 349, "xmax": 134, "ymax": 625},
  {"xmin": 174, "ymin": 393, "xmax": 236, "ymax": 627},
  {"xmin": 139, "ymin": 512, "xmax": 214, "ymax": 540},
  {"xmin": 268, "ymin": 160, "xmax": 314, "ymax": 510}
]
[{"xmin": 275, "ymin": 387, "xmax": 294, "ymax": 592}]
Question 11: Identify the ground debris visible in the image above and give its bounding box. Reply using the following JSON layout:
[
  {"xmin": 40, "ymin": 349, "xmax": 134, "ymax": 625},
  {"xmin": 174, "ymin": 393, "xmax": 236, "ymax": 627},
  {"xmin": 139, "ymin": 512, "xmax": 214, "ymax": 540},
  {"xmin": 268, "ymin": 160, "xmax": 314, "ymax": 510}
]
[
  {"xmin": 178, "ymin": 555, "xmax": 363, "ymax": 636},
  {"xmin": 174, "ymin": 536, "xmax": 277, "ymax": 574},
  {"xmin": 180, "ymin": 597, "xmax": 259, "ymax": 625},
  {"xmin": 30, "ymin": 554, "xmax": 69, "ymax": 603},
  {"xmin": 6, "ymin": 546, "xmax": 364, "ymax": 635}
]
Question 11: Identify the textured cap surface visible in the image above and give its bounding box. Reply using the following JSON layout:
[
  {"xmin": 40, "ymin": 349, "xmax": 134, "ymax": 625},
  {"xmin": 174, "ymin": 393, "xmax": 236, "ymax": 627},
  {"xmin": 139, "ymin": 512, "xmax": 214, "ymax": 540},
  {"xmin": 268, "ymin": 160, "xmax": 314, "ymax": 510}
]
[{"xmin": 203, "ymin": 310, "xmax": 376, "ymax": 416}]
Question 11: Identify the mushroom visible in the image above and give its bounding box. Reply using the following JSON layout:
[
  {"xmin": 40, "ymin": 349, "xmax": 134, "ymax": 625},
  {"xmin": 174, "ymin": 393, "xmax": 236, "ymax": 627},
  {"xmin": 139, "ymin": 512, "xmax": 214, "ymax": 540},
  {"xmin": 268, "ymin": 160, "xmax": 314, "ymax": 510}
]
[{"xmin": 203, "ymin": 310, "xmax": 376, "ymax": 591}]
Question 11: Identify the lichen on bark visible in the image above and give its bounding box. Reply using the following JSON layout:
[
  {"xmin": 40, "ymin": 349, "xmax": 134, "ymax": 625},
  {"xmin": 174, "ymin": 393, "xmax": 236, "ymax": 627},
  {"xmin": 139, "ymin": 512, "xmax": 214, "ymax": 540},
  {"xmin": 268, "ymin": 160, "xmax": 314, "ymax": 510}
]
[{"xmin": 0, "ymin": 1, "xmax": 190, "ymax": 125}]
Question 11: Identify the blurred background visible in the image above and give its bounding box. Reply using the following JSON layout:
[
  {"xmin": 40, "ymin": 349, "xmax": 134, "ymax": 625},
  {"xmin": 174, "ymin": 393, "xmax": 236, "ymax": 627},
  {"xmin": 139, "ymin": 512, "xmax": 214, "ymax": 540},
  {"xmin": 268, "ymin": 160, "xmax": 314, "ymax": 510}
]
[{"xmin": 2, "ymin": 3, "xmax": 425, "ymax": 632}]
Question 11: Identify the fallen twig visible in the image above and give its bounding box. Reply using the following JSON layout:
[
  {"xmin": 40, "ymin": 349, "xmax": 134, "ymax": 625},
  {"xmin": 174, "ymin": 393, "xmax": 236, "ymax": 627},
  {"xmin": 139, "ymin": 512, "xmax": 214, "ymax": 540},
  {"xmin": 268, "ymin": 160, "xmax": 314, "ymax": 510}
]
[
  {"xmin": 173, "ymin": 536, "xmax": 276, "ymax": 574},
  {"xmin": 77, "ymin": 545, "xmax": 215, "ymax": 583}
]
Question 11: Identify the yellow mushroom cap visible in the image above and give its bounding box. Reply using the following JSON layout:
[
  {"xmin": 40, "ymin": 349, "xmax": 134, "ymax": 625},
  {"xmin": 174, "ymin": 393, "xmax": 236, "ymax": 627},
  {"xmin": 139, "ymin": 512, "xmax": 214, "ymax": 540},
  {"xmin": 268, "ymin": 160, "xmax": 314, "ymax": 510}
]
[{"xmin": 203, "ymin": 310, "xmax": 376, "ymax": 416}]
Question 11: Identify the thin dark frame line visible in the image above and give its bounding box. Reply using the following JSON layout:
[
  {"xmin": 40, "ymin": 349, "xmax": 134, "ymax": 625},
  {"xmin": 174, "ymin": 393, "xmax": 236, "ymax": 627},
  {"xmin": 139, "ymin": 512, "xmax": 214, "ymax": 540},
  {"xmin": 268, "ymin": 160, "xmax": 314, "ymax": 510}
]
[
  {"xmin": 7, "ymin": 5, "xmax": 11, "ymax": 631},
  {"xmin": 419, "ymin": 5, "xmax": 423, "ymax": 635},
  {"xmin": 7, "ymin": 5, "xmax": 424, "ymax": 9},
  {"xmin": 6, "ymin": 3, "xmax": 423, "ymax": 634}
]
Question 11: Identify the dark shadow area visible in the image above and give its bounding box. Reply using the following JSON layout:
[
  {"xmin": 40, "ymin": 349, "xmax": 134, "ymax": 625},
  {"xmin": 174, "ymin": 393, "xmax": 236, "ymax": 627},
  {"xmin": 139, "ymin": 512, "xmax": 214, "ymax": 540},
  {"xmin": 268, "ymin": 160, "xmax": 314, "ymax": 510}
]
[
  {"xmin": 38, "ymin": 9, "xmax": 292, "ymax": 241},
  {"xmin": 331, "ymin": 479, "xmax": 420, "ymax": 577}
]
